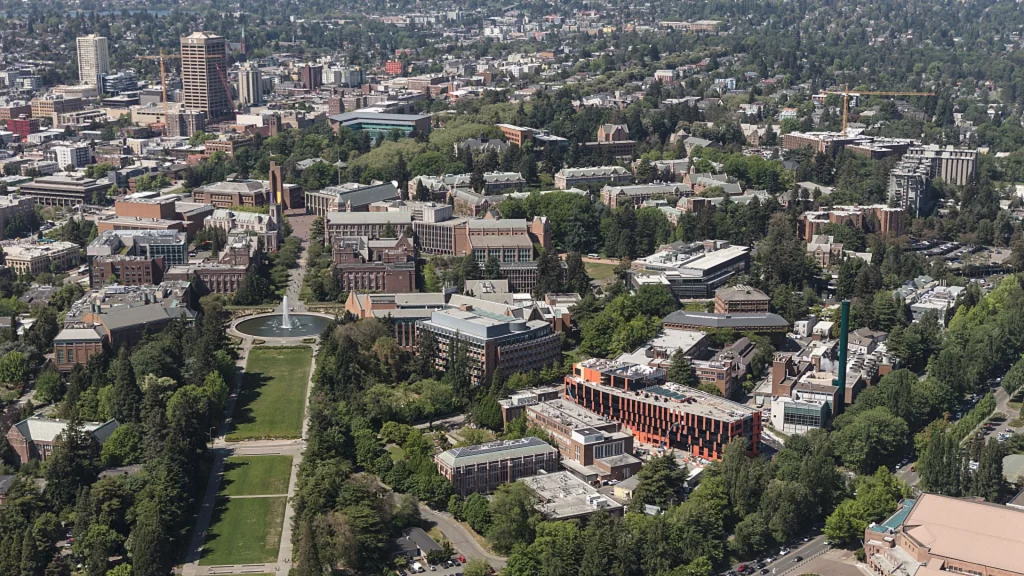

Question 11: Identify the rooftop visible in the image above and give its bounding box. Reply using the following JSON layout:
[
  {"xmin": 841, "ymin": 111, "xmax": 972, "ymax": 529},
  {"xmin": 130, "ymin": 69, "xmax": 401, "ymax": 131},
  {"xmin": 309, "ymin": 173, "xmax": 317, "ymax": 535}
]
[
  {"xmin": 521, "ymin": 471, "xmax": 623, "ymax": 520},
  {"xmin": 663, "ymin": 311, "xmax": 789, "ymax": 330},
  {"xmin": 435, "ymin": 437, "xmax": 557, "ymax": 468}
]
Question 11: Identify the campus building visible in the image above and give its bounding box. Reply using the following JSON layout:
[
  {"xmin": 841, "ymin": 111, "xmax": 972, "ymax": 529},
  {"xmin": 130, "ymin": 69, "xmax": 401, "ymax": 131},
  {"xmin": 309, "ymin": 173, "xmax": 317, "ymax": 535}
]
[
  {"xmin": 0, "ymin": 194, "xmax": 36, "ymax": 239},
  {"xmin": 1, "ymin": 240, "xmax": 79, "ymax": 275},
  {"xmin": 523, "ymin": 398, "xmax": 643, "ymax": 482},
  {"xmin": 6, "ymin": 416, "xmax": 118, "ymax": 464},
  {"xmin": 600, "ymin": 183, "xmax": 691, "ymax": 209},
  {"xmin": 799, "ymin": 205, "xmax": 905, "ymax": 240},
  {"xmin": 564, "ymin": 359, "xmax": 762, "ymax": 461},
  {"xmin": 416, "ymin": 302, "xmax": 562, "ymax": 386},
  {"xmin": 331, "ymin": 235, "xmax": 416, "ymax": 293},
  {"xmin": 305, "ymin": 182, "xmax": 401, "ymax": 217},
  {"xmin": 554, "ymin": 166, "xmax": 633, "ymax": 190},
  {"xmin": 662, "ymin": 310, "xmax": 790, "ymax": 336},
  {"xmin": 87, "ymin": 230, "xmax": 189, "ymax": 267},
  {"xmin": 327, "ymin": 111, "xmax": 431, "ymax": 140},
  {"xmin": 18, "ymin": 174, "xmax": 109, "ymax": 207},
  {"xmin": 631, "ymin": 241, "xmax": 750, "ymax": 299},
  {"xmin": 344, "ymin": 291, "xmax": 447, "ymax": 349},
  {"xmin": 864, "ymin": 494, "xmax": 1024, "ymax": 576},
  {"xmin": 714, "ymin": 285, "xmax": 770, "ymax": 314},
  {"xmin": 435, "ymin": 437, "xmax": 560, "ymax": 496}
]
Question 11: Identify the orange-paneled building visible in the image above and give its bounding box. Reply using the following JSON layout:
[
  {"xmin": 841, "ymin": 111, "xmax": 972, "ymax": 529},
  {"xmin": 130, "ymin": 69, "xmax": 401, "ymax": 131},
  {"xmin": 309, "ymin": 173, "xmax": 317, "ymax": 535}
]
[{"xmin": 564, "ymin": 358, "xmax": 762, "ymax": 461}]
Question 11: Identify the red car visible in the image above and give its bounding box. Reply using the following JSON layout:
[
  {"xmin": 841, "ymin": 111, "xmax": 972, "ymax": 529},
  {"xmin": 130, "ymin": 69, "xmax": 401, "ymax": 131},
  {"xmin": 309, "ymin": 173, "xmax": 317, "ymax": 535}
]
[{"xmin": 457, "ymin": 556, "xmax": 466, "ymax": 564}]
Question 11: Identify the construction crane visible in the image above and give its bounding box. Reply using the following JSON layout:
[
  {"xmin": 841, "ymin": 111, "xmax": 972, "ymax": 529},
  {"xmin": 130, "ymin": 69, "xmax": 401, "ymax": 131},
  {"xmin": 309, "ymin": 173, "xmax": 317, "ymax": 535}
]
[
  {"xmin": 818, "ymin": 84, "xmax": 935, "ymax": 135},
  {"xmin": 137, "ymin": 49, "xmax": 234, "ymax": 119}
]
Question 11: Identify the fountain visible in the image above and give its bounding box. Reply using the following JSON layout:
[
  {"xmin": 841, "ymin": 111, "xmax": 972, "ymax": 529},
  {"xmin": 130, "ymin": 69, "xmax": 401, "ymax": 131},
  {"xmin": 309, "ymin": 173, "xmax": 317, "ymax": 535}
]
[
  {"xmin": 233, "ymin": 296, "xmax": 332, "ymax": 338},
  {"xmin": 281, "ymin": 295, "xmax": 293, "ymax": 329}
]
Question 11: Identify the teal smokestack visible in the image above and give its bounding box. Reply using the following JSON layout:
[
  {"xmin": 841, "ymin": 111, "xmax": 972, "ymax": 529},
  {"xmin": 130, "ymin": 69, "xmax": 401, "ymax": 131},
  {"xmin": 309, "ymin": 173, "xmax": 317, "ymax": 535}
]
[{"xmin": 835, "ymin": 300, "xmax": 850, "ymax": 414}]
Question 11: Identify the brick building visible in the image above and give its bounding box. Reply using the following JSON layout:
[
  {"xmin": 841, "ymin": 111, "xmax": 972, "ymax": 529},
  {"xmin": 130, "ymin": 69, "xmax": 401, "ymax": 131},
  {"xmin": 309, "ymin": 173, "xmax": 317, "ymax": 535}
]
[
  {"xmin": 713, "ymin": 285, "xmax": 770, "ymax": 314},
  {"xmin": 331, "ymin": 235, "xmax": 416, "ymax": 293},
  {"xmin": 90, "ymin": 255, "xmax": 164, "ymax": 288},
  {"xmin": 564, "ymin": 358, "xmax": 762, "ymax": 461},
  {"xmin": 344, "ymin": 291, "xmax": 447, "ymax": 349},
  {"xmin": 435, "ymin": 437, "xmax": 560, "ymax": 496},
  {"xmin": 6, "ymin": 416, "xmax": 119, "ymax": 464}
]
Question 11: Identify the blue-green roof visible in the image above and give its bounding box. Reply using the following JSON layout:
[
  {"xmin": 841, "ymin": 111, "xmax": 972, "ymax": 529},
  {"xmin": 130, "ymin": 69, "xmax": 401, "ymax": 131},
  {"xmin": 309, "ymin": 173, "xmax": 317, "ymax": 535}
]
[{"xmin": 868, "ymin": 498, "xmax": 916, "ymax": 533}]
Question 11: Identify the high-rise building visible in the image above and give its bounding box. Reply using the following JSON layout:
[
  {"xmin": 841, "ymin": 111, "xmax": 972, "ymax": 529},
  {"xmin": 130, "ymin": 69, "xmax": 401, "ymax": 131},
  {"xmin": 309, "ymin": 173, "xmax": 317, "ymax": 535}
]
[
  {"xmin": 180, "ymin": 32, "xmax": 232, "ymax": 122},
  {"xmin": 165, "ymin": 109, "xmax": 206, "ymax": 138},
  {"xmin": 299, "ymin": 64, "xmax": 323, "ymax": 91},
  {"xmin": 237, "ymin": 62, "xmax": 262, "ymax": 107},
  {"xmin": 77, "ymin": 35, "xmax": 110, "ymax": 87}
]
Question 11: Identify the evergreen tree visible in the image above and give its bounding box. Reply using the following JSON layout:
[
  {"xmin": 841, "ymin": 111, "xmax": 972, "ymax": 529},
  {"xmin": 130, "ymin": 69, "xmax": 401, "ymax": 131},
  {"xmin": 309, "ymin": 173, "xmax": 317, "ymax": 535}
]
[
  {"xmin": 970, "ymin": 437, "xmax": 1008, "ymax": 502},
  {"xmin": 461, "ymin": 257, "xmax": 481, "ymax": 283},
  {"xmin": 295, "ymin": 518, "xmax": 324, "ymax": 576},
  {"xmin": 533, "ymin": 249, "xmax": 563, "ymax": 298},
  {"xmin": 667, "ymin": 350, "xmax": 699, "ymax": 387},
  {"xmin": 518, "ymin": 154, "xmax": 538, "ymax": 186},
  {"xmin": 484, "ymin": 256, "xmax": 501, "ymax": 280},
  {"xmin": 416, "ymin": 180, "xmax": 429, "ymax": 201},
  {"xmin": 415, "ymin": 330, "xmax": 440, "ymax": 380},
  {"xmin": 563, "ymin": 252, "xmax": 591, "ymax": 295},
  {"xmin": 444, "ymin": 337, "xmax": 473, "ymax": 399},
  {"xmin": 470, "ymin": 167, "xmax": 486, "ymax": 194},
  {"xmin": 109, "ymin": 347, "xmax": 141, "ymax": 423},
  {"xmin": 45, "ymin": 416, "xmax": 100, "ymax": 510}
]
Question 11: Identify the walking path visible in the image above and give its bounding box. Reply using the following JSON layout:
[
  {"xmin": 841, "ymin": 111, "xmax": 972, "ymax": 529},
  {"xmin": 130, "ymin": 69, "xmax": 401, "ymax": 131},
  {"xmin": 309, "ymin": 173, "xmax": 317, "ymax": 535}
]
[{"xmin": 181, "ymin": 255, "xmax": 315, "ymax": 576}]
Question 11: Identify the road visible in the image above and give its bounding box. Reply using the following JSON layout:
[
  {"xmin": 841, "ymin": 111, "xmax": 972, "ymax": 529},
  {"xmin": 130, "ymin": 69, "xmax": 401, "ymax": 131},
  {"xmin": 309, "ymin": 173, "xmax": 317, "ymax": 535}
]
[
  {"xmin": 413, "ymin": 413, "xmax": 467, "ymax": 430},
  {"xmin": 734, "ymin": 535, "xmax": 830, "ymax": 576},
  {"xmin": 417, "ymin": 504, "xmax": 507, "ymax": 571}
]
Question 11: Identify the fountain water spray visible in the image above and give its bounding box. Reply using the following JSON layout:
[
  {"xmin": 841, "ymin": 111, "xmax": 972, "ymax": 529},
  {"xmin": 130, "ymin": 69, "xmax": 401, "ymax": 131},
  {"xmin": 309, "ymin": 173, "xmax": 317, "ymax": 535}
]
[{"xmin": 281, "ymin": 295, "xmax": 293, "ymax": 329}]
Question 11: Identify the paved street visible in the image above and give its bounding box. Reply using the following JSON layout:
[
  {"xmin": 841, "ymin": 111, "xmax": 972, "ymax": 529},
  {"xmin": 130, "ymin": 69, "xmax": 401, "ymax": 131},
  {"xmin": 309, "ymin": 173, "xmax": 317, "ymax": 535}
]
[
  {"xmin": 734, "ymin": 535, "xmax": 831, "ymax": 576},
  {"xmin": 417, "ymin": 505, "xmax": 508, "ymax": 571}
]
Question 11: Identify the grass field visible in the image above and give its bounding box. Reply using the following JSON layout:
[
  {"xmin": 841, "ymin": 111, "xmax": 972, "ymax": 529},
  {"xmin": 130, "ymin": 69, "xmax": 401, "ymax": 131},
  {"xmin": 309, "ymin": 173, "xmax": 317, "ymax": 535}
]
[
  {"xmin": 585, "ymin": 261, "xmax": 618, "ymax": 281},
  {"xmin": 227, "ymin": 347, "xmax": 313, "ymax": 441},
  {"xmin": 200, "ymin": 497, "xmax": 286, "ymax": 565},
  {"xmin": 220, "ymin": 456, "xmax": 293, "ymax": 496}
]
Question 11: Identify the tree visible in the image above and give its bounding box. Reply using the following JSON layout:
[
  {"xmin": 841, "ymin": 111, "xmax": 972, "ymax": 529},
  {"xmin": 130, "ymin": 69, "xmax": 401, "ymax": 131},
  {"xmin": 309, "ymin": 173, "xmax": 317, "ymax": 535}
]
[
  {"xmin": 108, "ymin": 347, "xmax": 141, "ymax": 423},
  {"xmin": 44, "ymin": 416, "xmax": 100, "ymax": 510},
  {"xmin": 463, "ymin": 559, "xmax": 491, "ymax": 576},
  {"xmin": 667, "ymin": 350, "xmax": 699, "ymax": 388},
  {"xmin": 470, "ymin": 167, "xmax": 486, "ymax": 194},
  {"xmin": 463, "ymin": 492, "xmax": 492, "ymax": 533},
  {"xmin": 731, "ymin": 512, "xmax": 772, "ymax": 557},
  {"xmin": 486, "ymin": 482, "xmax": 538, "ymax": 554},
  {"xmin": 483, "ymin": 256, "xmax": 501, "ymax": 280},
  {"xmin": 832, "ymin": 407, "xmax": 909, "ymax": 474},
  {"xmin": 563, "ymin": 252, "xmax": 591, "ymax": 295},
  {"xmin": 100, "ymin": 423, "xmax": 142, "ymax": 467},
  {"xmin": 533, "ymin": 249, "xmax": 563, "ymax": 298},
  {"xmin": 473, "ymin": 394, "xmax": 502, "ymax": 431},
  {"xmin": 0, "ymin": 350, "xmax": 28, "ymax": 387},
  {"xmin": 634, "ymin": 284, "xmax": 680, "ymax": 318},
  {"xmin": 970, "ymin": 437, "xmax": 1008, "ymax": 502},
  {"xmin": 295, "ymin": 517, "xmax": 324, "ymax": 576},
  {"xmin": 443, "ymin": 337, "xmax": 472, "ymax": 399},
  {"xmin": 630, "ymin": 454, "xmax": 687, "ymax": 510}
]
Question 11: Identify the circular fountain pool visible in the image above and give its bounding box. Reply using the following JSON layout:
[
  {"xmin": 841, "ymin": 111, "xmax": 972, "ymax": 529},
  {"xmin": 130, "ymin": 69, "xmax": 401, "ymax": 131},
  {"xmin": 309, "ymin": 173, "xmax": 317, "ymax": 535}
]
[{"xmin": 234, "ymin": 314, "xmax": 334, "ymax": 338}]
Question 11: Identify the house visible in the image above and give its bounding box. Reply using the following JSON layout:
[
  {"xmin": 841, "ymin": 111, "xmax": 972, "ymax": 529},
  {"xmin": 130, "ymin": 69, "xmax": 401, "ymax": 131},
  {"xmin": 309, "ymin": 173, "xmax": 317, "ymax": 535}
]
[{"xmin": 398, "ymin": 527, "xmax": 442, "ymax": 561}]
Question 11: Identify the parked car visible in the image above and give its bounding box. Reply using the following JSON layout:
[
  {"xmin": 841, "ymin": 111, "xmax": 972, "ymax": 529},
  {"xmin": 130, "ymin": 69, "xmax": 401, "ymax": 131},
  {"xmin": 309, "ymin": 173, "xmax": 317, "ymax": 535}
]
[
  {"xmin": 457, "ymin": 556, "xmax": 466, "ymax": 564},
  {"xmin": 793, "ymin": 557, "xmax": 803, "ymax": 563},
  {"xmin": 779, "ymin": 548, "xmax": 790, "ymax": 556}
]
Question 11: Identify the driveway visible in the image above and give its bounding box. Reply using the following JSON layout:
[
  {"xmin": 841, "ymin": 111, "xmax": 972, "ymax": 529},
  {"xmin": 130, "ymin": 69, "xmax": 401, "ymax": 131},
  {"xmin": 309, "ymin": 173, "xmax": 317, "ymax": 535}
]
[{"xmin": 417, "ymin": 505, "xmax": 507, "ymax": 570}]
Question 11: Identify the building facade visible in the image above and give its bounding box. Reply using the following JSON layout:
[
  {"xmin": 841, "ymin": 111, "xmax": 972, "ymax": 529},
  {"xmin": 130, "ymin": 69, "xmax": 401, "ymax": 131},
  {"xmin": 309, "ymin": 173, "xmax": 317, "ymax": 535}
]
[
  {"xmin": 180, "ymin": 32, "xmax": 232, "ymax": 122},
  {"xmin": 77, "ymin": 35, "xmax": 110, "ymax": 87},
  {"xmin": 564, "ymin": 359, "xmax": 762, "ymax": 461},
  {"xmin": 435, "ymin": 437, "xmax": 560, "ymax": 496}
]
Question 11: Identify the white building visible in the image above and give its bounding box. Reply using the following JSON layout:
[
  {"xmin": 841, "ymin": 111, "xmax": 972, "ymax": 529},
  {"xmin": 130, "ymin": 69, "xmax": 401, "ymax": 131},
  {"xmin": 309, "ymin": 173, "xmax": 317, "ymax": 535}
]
[
  {"xmin": 77, "ymin": 35, "xmax": 110, "ymax": 87},
  {"xmin": 54, "ymin": 145, "xmax": 92, "ymax": 170}
]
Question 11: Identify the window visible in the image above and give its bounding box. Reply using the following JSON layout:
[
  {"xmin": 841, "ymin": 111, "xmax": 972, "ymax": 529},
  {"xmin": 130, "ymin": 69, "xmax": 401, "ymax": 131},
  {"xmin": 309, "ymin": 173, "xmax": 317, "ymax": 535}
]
[
  {"xmin": 68, "ymin": 349, "xmax": 75, "ymax": 363},
  {"xmin": 57, "ymin": 350, "xmax": 64, "ymax": 364}
]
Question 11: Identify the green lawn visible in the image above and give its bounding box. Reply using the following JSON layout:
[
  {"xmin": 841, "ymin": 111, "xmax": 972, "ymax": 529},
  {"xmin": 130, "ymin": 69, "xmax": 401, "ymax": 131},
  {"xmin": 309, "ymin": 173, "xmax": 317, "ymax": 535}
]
[
  {"xmin": 585, "ymin": 261, "xmax": 618, "ymax": 281},
  {"xmin": 200, "ymin": 497, "xmax": 286, "ymax": 565},
  {"xmin": 220, "ymin": 456, "xmax": 293, "ymax": 496},
  {"xmin": 227, "ymin": 347, "xmax": 313, "ymax": 441},
  {"xmin": 384, "ymin": 444, "xmax": 407, "ymax": 462}
]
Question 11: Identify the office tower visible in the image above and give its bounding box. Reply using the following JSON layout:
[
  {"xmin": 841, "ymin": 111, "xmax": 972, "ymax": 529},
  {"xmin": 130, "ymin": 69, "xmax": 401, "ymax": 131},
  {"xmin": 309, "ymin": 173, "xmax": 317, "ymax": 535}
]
[
  {"xmin": 299, "ymin": 64, "xmax": 323, "ymax": 91},
  {"xmin": 77, "ymin": 35, "xmax": 110, "ymax": 87},
  {"xmin": 238, "ymin": 62, "xmax": 262, "ymax": 107},
  {"xmin": 180, "ymin": 32, "xmax": 232, "ymax": 122}
]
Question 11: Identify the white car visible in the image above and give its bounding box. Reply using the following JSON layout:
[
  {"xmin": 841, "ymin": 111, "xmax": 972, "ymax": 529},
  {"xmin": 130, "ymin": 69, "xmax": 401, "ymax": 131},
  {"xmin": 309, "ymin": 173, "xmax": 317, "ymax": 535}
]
[
  {"xmin": 587, "ymin": 253, "xmax": 600, "ymax": 258},
  {"xmin": 779, "ymin": 548, "xmax": 790, "ymax": 556}
]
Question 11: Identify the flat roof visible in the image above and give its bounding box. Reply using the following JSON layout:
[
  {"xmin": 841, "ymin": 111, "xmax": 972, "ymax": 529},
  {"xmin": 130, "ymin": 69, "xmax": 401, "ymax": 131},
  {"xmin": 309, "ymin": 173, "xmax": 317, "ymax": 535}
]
[
  {"xmin": 662, "ymin": 311, "xmax": 789, "ymax": 329},
  {"xmin": 326, "ymin": 212, "xmax": 413, "ymax": 225},
  {"xmin": 526, "ymin": 398, "xmax": 617, "ymax": 431},
  {"xmin": 329, "ymin": 111, "xmax": 429, "ymax": 123},
  {"xmin": 521, "ymin": 471, "xmax": 623, "ymax": 520},
  {"xmin": 435, "ymin": 437, "xmax": 557, "ymax": 468},
  {"xmin": 568, "ymin": 371, "xmax": 758, "ymax": 423}
]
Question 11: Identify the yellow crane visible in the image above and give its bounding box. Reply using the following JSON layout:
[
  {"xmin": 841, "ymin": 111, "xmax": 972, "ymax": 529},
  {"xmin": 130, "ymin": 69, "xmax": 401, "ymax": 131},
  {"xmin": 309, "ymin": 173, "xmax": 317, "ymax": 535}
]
[
  {"xmin": 137, "ymin": 49, "xmax": 234, "ymax": 120},
  {"xmin": 819, "ymin": 84, "xmax": 935, "ymax": 135}
]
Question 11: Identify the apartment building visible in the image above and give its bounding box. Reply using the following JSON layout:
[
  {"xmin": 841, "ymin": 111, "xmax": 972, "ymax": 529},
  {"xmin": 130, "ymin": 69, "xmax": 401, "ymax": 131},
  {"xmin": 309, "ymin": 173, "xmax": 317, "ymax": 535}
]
[
  {"xmin": 416, "ymin": 302, "xmax": 562, "ymax": 386},
  {"xmin": 76, "ymin": 35, "xmax": 110, "ymax": 87},
  {"xmin": 564, "ymin": 359, "xmax": 762, "ymax": 460},
  {"xmin": 435, "ymin": 437, "xmax": 560, "ymax": 496},
  {"xmin": 864, "ymin": 494, "xmax": 1024, "ymax": 576},
  {"xmin": 800, "ymin": 204, "xmax": 905, "ymax": 239},
  {"xmin": 30, "ymin": 96, "xmax": 84, "ymax": 120},
  {"xmin": 238, "ymin": 62, "xmax": 263, "ymax": 107},
  {"xmin": 902, "ymin": 145, "xmax": 978, "ymax": 186}
]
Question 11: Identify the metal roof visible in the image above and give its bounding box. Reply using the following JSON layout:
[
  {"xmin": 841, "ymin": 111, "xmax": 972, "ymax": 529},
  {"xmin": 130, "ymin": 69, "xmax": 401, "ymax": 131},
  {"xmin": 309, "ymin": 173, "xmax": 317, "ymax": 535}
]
[{"xmin": 435, "ymin": 437, "xmax": 557, "ymax": 468}]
